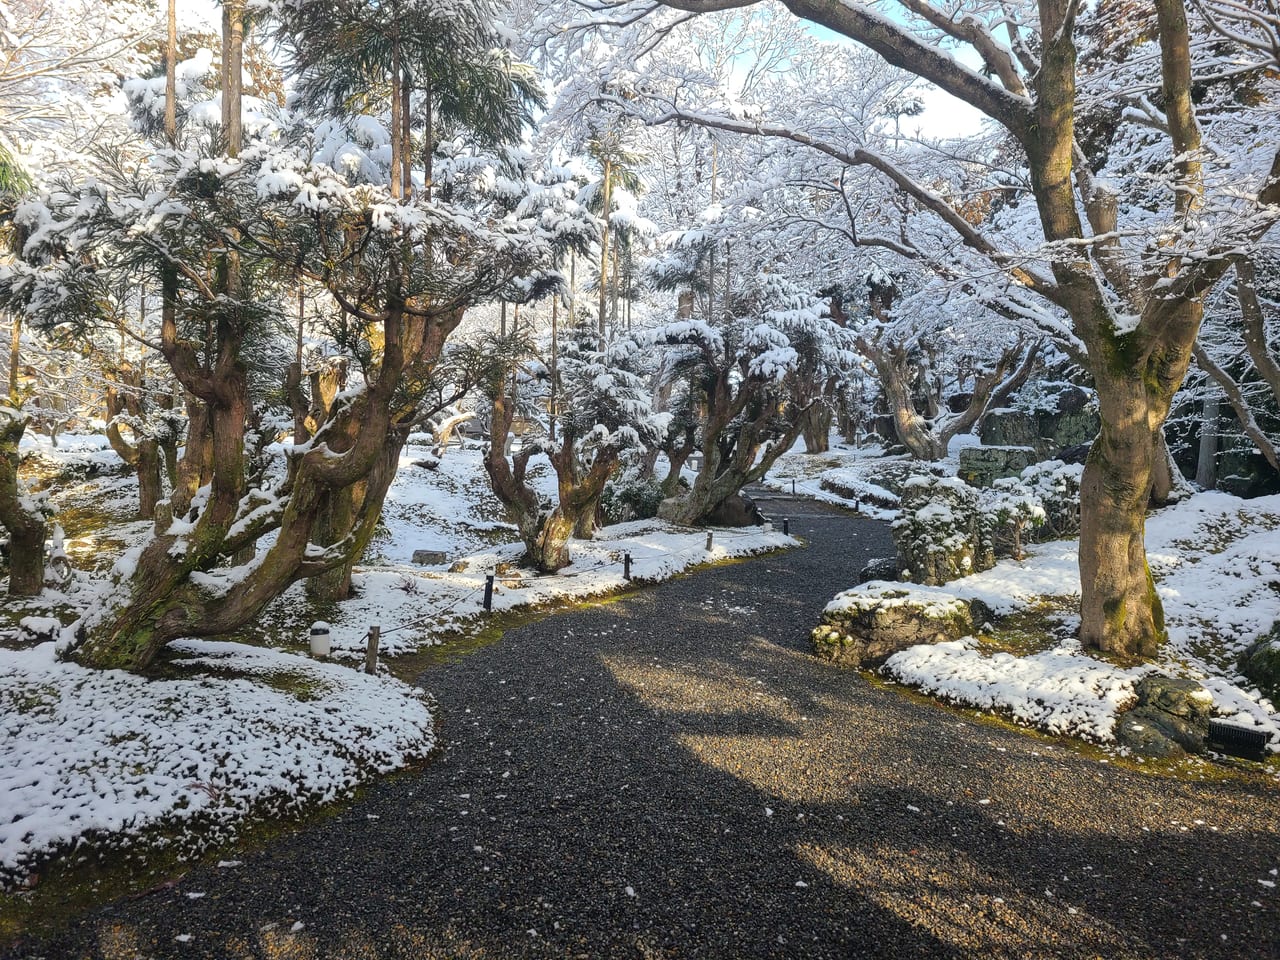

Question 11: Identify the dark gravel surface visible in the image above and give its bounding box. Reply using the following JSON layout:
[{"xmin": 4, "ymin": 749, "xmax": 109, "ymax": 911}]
[{"xmin": 7, "ymin": 498, "xmax": 1280, "ymax": 959}]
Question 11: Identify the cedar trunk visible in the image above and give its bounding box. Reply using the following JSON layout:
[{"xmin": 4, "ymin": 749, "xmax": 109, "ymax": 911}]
[
  {"xmin": 0, "ymin": 415, "xmax": 45, "ymax": 595},
  {"xmin": 800, "ymin": 404, "xmax": 831, "ymax": 453}
]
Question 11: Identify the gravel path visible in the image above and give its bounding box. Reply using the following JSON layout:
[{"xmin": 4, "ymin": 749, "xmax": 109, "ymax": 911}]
[{"xmin": 8, "ymin": 499, "xmax": 1280, "ymax": 959}]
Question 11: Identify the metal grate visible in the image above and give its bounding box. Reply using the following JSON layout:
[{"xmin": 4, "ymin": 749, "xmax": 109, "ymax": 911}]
[{"xmin": 1206, "ymin": 719, "xmax": 1270, "ymax": 761}]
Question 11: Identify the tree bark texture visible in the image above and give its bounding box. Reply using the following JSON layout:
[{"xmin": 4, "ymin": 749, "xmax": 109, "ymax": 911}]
[
  {"xmin": 0, "ymin": 414, "xmax": 45, "ymax": 595},
  {"xmin": 483, "ymin": 390, "xmax": 620, "ymax": 573}
]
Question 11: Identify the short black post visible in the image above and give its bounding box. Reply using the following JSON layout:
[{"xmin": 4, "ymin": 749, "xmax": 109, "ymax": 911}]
[
  {"xmin": 783, "ymin": 518, "xmax": 790, "ymax": 536},
  {"xmin": 483, "ymin": 574, "xmax": 495, "ymax": 611},
  {"xmin": 705, "ymin": 531, "xmax": 713, "ymax": 551},
  {"xmin": 365, "ymin": 625, "xmax": 380, "ymax": 675},
  {"xmin": 791, "ymin": 478, "xmax": 796, "ymax": 496},
  {"xmin": 854, "ymin": 498, "xmax": 861, "ymax": 513},
  {"xmin": 623, "ymin": 552, "xmax": 632, "ymax": 580}
]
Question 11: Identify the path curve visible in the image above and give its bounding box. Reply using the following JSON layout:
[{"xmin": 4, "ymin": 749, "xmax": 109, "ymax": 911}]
[{"xmin": 7, "ymin": 500, "xmax": 1279, "ymax": 959}]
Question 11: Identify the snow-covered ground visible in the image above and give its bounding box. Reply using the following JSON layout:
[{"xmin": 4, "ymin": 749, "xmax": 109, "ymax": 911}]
[
  {"xmin": 316, "ymin": 445, "xmax": 794, "ymax": 656},
  {"xmin": 763, "ymin": 435, "xmax": 980, "ymax": 522},
  {"xmin": 0, "ymin": 640, "xmax": 435, "ymax": 887},
  {"xmin": 826, "ymin": 492, "xmax": 1280, "ymax": 750},
  {"xmin": 322, "ymin": 515, "xmax": 795, "ymax": 656},
  {"xmin": 1, "ymin": 434, "xmax": 794, "ymax": 884}
]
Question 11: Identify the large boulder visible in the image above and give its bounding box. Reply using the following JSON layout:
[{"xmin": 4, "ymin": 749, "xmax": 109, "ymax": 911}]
[
  {"xmin": 1039, "ymin": 408, "xmax": 1099, "ymax": 449},
  {"xmin": 979, "ymin": 410, "xmax": 1039, "ymax": 449},
  {"xmin": 1058, "ymin": 443, "xmax": 1091, "ymax": 465},
  {"xmin": 858, "ymin": 556, "xmax": 899, "ymax": 584},
  {"xmin": 957, "ymin": 445, "xmax": 1039, "ymax": 489},
  {"xmin": 1239, "ymin": 627, "xmax": 1280, "ymax": 704},
  {"xmin": 1053, "ymin": 385, "xmax": 1091, "ymax": 415},
  {"xmin": 1218, "ymin": 444, "xmax": 1280, "ymax": 498},
  {"xmin": 813, "ymin": 586, "xmax": 975, "ymax": 668},
  {"xmin": 702, "ymin": 493, "xmax": 765, "ymax": 527},
  {"xmin": 979, "ymin": 393, "xmax": 1099, "ymax": 458},
  {"xmin": 1114, "ymin": 675, "xmax": 1213, "ymax": 758}
]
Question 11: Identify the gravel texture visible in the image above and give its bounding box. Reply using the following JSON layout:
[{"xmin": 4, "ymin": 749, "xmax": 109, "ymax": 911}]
[{"xmin": 6, "ymin": 498, "xmax": 1280, "ymax": 959}]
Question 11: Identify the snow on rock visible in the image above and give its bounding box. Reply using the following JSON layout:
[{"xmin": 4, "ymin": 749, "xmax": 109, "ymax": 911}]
[
  {"xmin": 883, "ymin": 640, "xmax": 1141, "ymax": 742},
  {"xmin": 825, "ymin": 581, "xmax": 971, "ymax": 621},
  {"xmin": 825, "ymin": 539, "xmax": 1080, "ymax": 620},
  {"xmin": 833, "ymin": 490, "xmax": 1280, "ymax": 749},
  {"xmin": 0, "ymin": 641, "xmax": 434, "ymax": 887}
]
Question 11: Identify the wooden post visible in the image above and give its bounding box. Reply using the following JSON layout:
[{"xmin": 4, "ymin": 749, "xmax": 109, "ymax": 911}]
[
  {"xmin": 483, "ymin": 574, "xmax": 495, "ymax": 611},
  {"xmin": 705, "ymin": 532, "xmax": 713, "ymax": 551},
  {"xmin": 624, "ymin": 552, "xmax": 631, "ymax": 580},
  {"xmin": 365, "ymin": 625, "xmax": 380, "ymax": 675}
]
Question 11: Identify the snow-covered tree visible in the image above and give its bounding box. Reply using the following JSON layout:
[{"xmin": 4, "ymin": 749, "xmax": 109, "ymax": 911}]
[
  {"xmin": 600, "ymin": 0, "xmax": 1280, "ymax": 661},
  {"xmin": 483, "ymin": 326, "xmax": 660, "ymax": 571},
  {"xmin": 650, "ymin": 273, "xmax": 836, "ymax": 524},
  {"xmin": 0, "ymin": 0, "xmax": 593, "ymax": 670}
]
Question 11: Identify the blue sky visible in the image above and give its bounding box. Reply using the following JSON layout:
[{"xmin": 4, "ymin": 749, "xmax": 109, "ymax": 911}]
[{"xmin": 809, "ymin": 21, "xmax": 987, "ymax": 140}]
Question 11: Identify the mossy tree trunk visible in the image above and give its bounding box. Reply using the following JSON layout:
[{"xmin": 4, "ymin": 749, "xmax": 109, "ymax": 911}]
[
  {"xmin": 69, "ymin": 0, "xmax": 428, "ymax": 672},
  {"xmin": 1077, "ymin": 361, "xmax": 1174, "ymax": 658},
  {"xmin": 72, "ymin": 299, "xmax": 465, "ymax": 671},
  {"xmin": 0, "ymin": 413, "xmax": 45, "ymax": 595},
  {"xmin": 1032, "ymin": 0, "xmax": 1209, "ymax": 659}
]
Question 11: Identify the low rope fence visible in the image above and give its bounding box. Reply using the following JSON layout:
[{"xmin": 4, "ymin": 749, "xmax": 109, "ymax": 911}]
[{"xmin": 318, "ymin": 520, "xmax": 797, "ymax": 674}]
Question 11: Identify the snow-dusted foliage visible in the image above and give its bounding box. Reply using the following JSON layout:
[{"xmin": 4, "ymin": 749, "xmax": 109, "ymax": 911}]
[
  {"xmin": 1019, "ymin": 460, "xmax": 1084, "ymax": 539},
  {"xmin": 479, "ymin": 325, "xmax": 663, "ymax": 571},
  {"xmin": 645, "ymin": 274, "xmax": 855, "ymax": 520},
  {"xmin": 893, "ymin": 470, "xmax": 1072, "ymax": 585},
  {"xmin": 893, "ymin": 476, "xmax": 988, "ymax": 586},
  {"xmin": 550, "ymin": 329, "xmax": 663, "ymax": 458}
]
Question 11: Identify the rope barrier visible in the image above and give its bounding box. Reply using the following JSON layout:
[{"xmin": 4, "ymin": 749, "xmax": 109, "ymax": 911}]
[
  {"xmin": 349, "ymin": 524, "xmax": 795, "ymax": 640},
  {"xmin": 379, "ymin": 583, "xmax": 485, "ymax": 637}
]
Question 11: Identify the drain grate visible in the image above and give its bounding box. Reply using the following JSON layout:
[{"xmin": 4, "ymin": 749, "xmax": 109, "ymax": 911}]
[{"xmin": 1206, "ymin": 719, "xmax": 1270, "ymax": 761}]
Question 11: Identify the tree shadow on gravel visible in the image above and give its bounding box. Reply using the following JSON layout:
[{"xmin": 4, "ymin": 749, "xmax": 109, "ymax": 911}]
[{"xmin": 7, "ymin": 510, "xmax": 1278, "ymax": 960}]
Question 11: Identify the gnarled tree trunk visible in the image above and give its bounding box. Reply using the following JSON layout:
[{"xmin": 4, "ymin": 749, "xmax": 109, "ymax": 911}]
[
  {"xmin": 484, "ymin": 391, "xmax": 619, "ymax": 573},
  {"xmin": 800, "ymin": 402, "xmax": 832, "ymax": 453},
  {"xmin": 659, "ymin": 370, "xmax": 805, "ymax": 526}
]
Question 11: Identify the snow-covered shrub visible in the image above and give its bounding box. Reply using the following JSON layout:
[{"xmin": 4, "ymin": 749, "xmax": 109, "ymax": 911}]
[
  {"xmin": 601, "ymin": 470, "xmax": 665, "ymax": 525},
  {"xmin": 1019, "ymin": 460, "xmax": 1083, "ymax": 538},
  {"xmin": 981, "ymin": 478, "xmax": 1046, "ymax": 561},
  {"xmin": 892, "ymin": 476, "xmax": 987, "ymax": 585},
  {"xmin": 894, "ymin": 472, "xmax": 1058, "ymax": 584}
]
